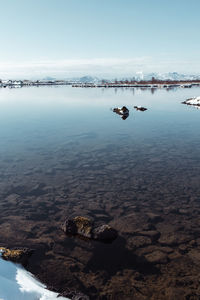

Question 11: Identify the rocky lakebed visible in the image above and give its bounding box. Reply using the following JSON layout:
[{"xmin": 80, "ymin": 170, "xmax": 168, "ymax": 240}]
[
  {"xmin": 0, "ymin": 138, "xmax": 200, "ymax": 300},
  {"xmin": 0, "ymin": 87, "xmax": 200, "ymax": 299}
]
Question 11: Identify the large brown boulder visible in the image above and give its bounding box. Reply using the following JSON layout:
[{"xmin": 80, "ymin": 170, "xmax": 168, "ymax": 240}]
[
  {"xmin": 62, "ymin": 216, "xmax": 93, "ymax": 238},
  {"xmin": 62, "ymin": 216, "xmax": 118, "ymax": 242}
]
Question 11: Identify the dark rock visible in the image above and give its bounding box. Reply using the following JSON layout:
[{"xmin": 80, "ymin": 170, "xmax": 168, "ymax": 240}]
[
  {"xmin": 5, "ymin": 193, "xmax": 20, "ymax": 204},
  {"xmin": 158, "ymin": 232, "xmax": 191, "ymax": 246},
  {"xmin": 178, "ymin": 209, "xmax": 188, "ymax": 215},
  {"xmin": 113, "ymin": 106, "xmax": 129, "ymax": 120},
  {"xmin": 74, "ymin": 216, "xmax": 93, "ymax": 238},
  {"xmin": 62, "ymin": 218, "xmax": 78, "ymax": 235},
  {"xmin": 127, "ymin": 236, "xmax": 151, "ymax": 250},
  {"xmin": 93, "ymin": 224, "xmax": 118, "ymax": 241},
  {"xmin": 62, "ymin": 216, "xmax": 117, "ymax": 242},
  {"xmin": 113, "ymin": 106, "xmax": 129, "ymax": 114},
  {"xmin": 134, "ymin": 106, "xmax": 147, "ymax": 111},
  {"xmin": 144, "ymin": 250, "xmax": 168, "ymax": 264},
  {"xmin": 137, "ymin": 230, "xmax": 160, "ymax": 241},
  {"xmin": 29, "ymin": 183, "xmax": 46, "ymax": 196},
  {"xmin": 179, "ymin": 244, "xmax": 188, "ymax": 254},
  {"xmin": 146, "ymin": 213, "xmax": 163, "ymax": 224},
  {"xmin": 62, "ymin": 216, "xmax": 93, "ymax": 238}
]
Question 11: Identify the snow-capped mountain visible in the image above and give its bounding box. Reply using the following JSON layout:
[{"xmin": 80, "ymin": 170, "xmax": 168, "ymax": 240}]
[
  {"xmin": 70, "ymin": 72, "xmax": 200, "ymax": 83},
  {"xmin": 78, "ymin": 76, "xmax": 100, "ymax": 83},
  {"xmin": 130, "ymin": 72, "xmax": 200, "ymax": 81}
]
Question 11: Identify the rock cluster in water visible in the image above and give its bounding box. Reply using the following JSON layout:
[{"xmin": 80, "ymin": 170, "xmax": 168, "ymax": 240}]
[{"xmin": 62, "ymin": 216, "xmax": 118, "ymax": 242}]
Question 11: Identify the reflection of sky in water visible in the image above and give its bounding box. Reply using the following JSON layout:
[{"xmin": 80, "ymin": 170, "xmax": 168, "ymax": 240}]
[
  {"xmin": 0, "ymin": 86, "xmax": 199, "ymax": 300},
  {"xmin": 0, "ymin": 85, "xmax": 199, "ymax": 162},
  {"xmin": 0, "ymin": 86, "xmax": 200, "ymax": 298}
]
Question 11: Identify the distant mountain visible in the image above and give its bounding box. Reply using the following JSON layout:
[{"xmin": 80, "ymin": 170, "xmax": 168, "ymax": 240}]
[
  {"xmin": 75, "ymin": 73, "xmax": 200, "ymax": 83},
  {"xmin": 133, "ymin": 72, "xmax": 200, "ymax": 81},
  {"xmin": 162, "ymin": 72, "xmax": 200, "ymax": 80},
  {"xmin": 78, "ymin": 76, "xmax": 100, "ymax": 83},
  {"xmin": 38, "ymin": 73, "xmax": 200, "ymax": 83},
  {"xmin": 42, "ymin": 76, "xmax": 56, "ymax": 81}
]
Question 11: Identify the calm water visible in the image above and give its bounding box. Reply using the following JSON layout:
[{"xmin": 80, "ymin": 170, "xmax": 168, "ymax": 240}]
[
  {"xmin": 0, "ymin": 86, "xmax": 199, "ymax": 194},
  {"xmin": 0, "ymin": 86, "xmax": 200, "ymax": 299}
]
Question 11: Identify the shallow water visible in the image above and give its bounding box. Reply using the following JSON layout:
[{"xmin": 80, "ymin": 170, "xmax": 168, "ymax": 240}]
[{"xmin": 0, "ymin": 86, "xmax": 200, "ymax": 299}]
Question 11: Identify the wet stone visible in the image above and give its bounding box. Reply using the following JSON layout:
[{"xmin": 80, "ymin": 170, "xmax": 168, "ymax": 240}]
[
  {"xmin": 5, "ymin": 193, "xmax": 20, "ymax": 204},
  {"xmin": 178, "ymin": 209, "xmax": 188, "ymax": 215},
  {"xmin": 62, "ymin": 216, "xmax": 93, "ymax": 238},
  {"xmin": 93, "ymin": 224, "xmax": 118, "ymax": 241},
  {"xmin": 126, "ymin": 236, "xmax": 152, "ymax": 250},
  {"xmin": 62, "ymin": 216, "xmax": 118, "ymax": 242},
  {"xmin": 146, "ymin": 212, "xmax": 163, "ymax": 223},
  {"xmin": 136, "ymin": 230, "xmax": 160, "ymax": 241},
  {"xmin": 144, "ymin": 250, "xmax": 168, "ymax": 264},
  {"xmin": 187, "ymin": 249, "xmax": 200, "ymax": 265},
  {"xmin": 179, "ymin": 244, "xmax": 188, "ymax": 254},
  {"xmin": 158, "ymin": 232, "xmax": 191, "ymax": 246}
]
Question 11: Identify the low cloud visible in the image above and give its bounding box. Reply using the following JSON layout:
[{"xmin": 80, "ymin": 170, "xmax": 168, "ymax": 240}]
[
  {"xmin": 0, "ymin": 57, "xmax": 151, "ymax": 79},
  {"xmin": 0, "ymin": 57, "xmax": 199, "ymax": 79}
]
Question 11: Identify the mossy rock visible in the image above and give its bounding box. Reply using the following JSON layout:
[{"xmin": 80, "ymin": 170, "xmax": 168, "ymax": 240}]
[
  {"xmin": 62, "ymin": 216, "xmax": 93, "ymax": 238},
  {"xmin": 62, "ymin": 216, "xmax": 118, "ymax": 242},
  {"xmin": 0, "ymin": 247, "xmax": 33, "ymax": 265},
  {"xmin": 74, "ymin": 216, "xmax": 93, "ymax": 238}
]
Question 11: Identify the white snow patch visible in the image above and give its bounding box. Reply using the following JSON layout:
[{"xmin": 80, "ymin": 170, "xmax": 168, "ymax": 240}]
[
  {"xmin": 183, "ymin": 96, "xmax": 200, "ymax": 109},
  {"xmin": 0, "ymin": 254, "xmax": 70, "ymax": 300},
  {"xmin": 185, "ymin": 96, "xmax": 200, "ymax": 105}
]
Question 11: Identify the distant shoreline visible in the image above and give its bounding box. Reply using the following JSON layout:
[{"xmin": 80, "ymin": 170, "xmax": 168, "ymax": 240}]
[
  {"xmin": 1, "ymin": 79, "xmax": 200, "ymax": 89},
  {"xmin": 72, "ymin": 82, "xmax": 200, "ymax": 88}
]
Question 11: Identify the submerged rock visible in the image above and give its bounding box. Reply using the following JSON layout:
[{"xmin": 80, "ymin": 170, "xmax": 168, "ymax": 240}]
[
  {"xmin": 59, "ymin": 289, "xmax": 90, "ymax": 300},
  {"xmin": 62, "ymin": 216, "xmax": 118, "ymax": 242},
  {"xmin": 144, "ymin": 250, "xmax": 168, "ymax": 264},
  {"xmin": 146, "ymin": 212, "xmax": 163, "ymax": 224}
]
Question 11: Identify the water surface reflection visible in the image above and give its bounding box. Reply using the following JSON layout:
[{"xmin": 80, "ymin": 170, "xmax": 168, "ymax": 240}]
[{"xmin": 0, "ymin": 86, "xmax": 200, "ymax": 299}]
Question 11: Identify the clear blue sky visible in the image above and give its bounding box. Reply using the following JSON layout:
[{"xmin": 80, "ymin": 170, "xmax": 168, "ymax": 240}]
[{"xmin": 0, "ymin": 0, "xmax": 200, "ymax": 78}]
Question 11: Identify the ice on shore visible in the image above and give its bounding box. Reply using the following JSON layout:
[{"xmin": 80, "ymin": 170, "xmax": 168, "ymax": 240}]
[
  {"xmin": 182, "ymin": 96, "xmax": 200, "ymax": 109},
  {"xmin": 0, "ymin": 254, "xmax": 69, "ymax": 300}
]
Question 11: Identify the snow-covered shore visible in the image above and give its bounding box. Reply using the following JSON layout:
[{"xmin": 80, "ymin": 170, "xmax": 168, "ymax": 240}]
[
  {"xmin": 183, "ymin": 96, "xmax": 200, "ymax": 105},
  {"xmin": 0, "ymin": 253, "xmax": 69, "ymax": 300},
  {"xmin": 182, "ymin": 96, "xmax": 200, "ymax": 109}
]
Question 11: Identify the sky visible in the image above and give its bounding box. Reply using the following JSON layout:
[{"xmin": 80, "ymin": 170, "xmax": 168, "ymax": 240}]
[{"xmin": 0, "ymin": 0, "xmax": 200, "ymax": 79}]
